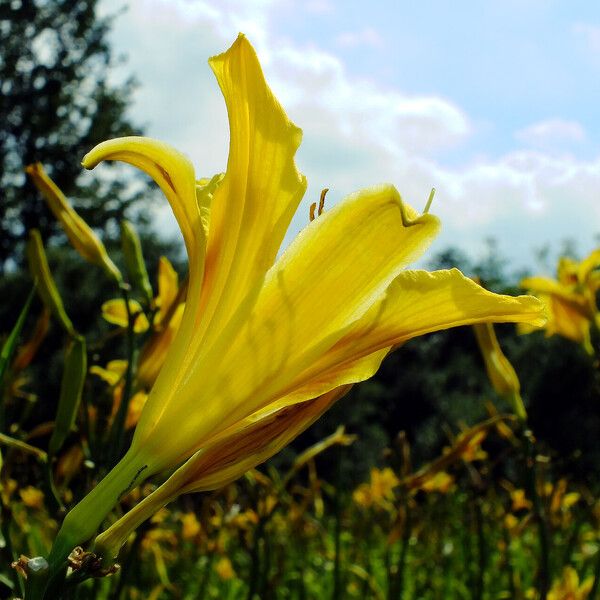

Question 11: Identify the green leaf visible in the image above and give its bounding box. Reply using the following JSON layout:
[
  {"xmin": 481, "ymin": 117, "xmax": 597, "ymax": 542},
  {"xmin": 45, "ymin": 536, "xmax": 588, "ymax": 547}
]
[
  {"xmin": 48, "ymin": 336, "xmax": 87, "ymax": 456},
  {"xmin": 0, "ymin": 286, "xmax": 35, "ymax": 391}
]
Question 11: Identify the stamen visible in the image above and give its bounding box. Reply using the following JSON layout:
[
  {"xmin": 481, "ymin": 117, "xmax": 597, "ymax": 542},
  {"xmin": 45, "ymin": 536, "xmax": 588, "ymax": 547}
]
[
  {"xmin": 318, "ymin": 188, "xmax": 328, "ymax": 216},
  {"xmin": 309, "ymin": 202, "xmax": 317, "ymax": 222},
  {"xmin": 423, "ymin": 188, "xmax": 436, "ymax": 214}
]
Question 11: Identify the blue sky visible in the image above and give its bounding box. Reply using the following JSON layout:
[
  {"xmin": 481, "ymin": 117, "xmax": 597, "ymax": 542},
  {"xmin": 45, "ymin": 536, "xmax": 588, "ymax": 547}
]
[{"xmin": 99, "ymin": 0, "xmax": 600, "ymax": 272}]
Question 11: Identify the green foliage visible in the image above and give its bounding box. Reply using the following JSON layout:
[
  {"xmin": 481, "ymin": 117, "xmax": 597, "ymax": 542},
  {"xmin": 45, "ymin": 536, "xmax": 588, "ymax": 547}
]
[{"xmin": 0, "ymin": 0, "xmax": 146, "ymax": 271}]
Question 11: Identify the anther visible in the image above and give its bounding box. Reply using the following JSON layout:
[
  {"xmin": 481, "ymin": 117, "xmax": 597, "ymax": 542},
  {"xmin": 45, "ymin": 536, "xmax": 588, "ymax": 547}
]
[
  {"xmin": 318, "ymin": 188, "xmax": 328, "ymax": 216},
  {"xmin": 309, "ymin": 202, "xmax": 317, "ymax": 222}
]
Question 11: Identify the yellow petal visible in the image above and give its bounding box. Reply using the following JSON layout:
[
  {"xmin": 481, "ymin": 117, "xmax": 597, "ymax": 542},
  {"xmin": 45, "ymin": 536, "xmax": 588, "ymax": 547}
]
[
  {"xmin": 25, "ymin": 163, "xmax": 122, "ymax": 283},
  {"xmin": 179, "ymin": 387, "xmax": 349, "ymax": 495},
  {"xmin": 521, "ymin": 275, "xmax": 572, "ymax": 298},
  {"xmin": 125, "ymin": 390, "xmax": 148, "ymax": 430},
  {"xmin": 137, "ymin": 303, "xmax": 185, "ymax": 389},
  {"xmin": 579, "ymin": 248, "xmax": 600, "ymax": 285},
  {"xmin": 94, "ymin": 387, "xmax": 348, "ymax": 560},
  {"xmin": 557, "ymin": 256, "xmax": 579, "ymax": 286},
  {"xmin": 133, "ymin": 186, "xmax": 439, "ymax": 466},
  {"xmin": 90, "ymin": 360, "xmax": 128, "ymax": 386},
  {"xmin": 156, "ymin": 257, "xmax": 179, "ymax": 322},
  {"xmin": 83, "ymin": 139, "xmax": 206, "ymax": 401},
  {"xmin": 82, "ymin": 137, "xmax": 204, "ymax": 275},
  {"xmin": 101, "ymin": 299, "xmax": 149, "ymax": 333},
  {"xmin": 197, "ymin": 34, "xmax": 307, "ymax": 345},
  {"xmin": 274, "ymin": 269, "xmax": 545, "ymax": 407},
  {"xmin": 548, "ymin": 295, "xmax": 593, "ymax": 353}
]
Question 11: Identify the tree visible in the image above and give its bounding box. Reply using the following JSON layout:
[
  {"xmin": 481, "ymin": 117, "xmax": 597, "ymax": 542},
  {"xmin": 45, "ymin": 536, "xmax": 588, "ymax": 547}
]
[{"xmin": 0, "ymin": 0, "xmax": 146, "ymax": 272}]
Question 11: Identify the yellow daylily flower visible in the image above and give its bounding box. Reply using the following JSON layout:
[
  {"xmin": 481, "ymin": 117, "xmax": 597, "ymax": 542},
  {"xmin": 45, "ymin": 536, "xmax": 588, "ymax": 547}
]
[
  {"xmin": 45, "ymin": 35, "xmax": 544, "ymax": 569},
  {"xmin": 90, "ymin": 359, "xmax": 128, "ymax": 387},
  {"xmin": 214, "ymin": 556, "xmax": 236, "ymax": 581},
  {"xmin": 521, "ymin": 247, "xmax": 600, "ymax": 354},
  {"xmin": 419, "ymin": 471, "xmax": 454, "ymax": 494},
  {"xmin": 19, "ymin": 486, "xmax": 45, "ymax": 510},
  {"xmin": 25, "ymin": 163, "xmax": 122, "ymax": 283},
  {"xmin": 548, "ymin": 567, "xmax": 593, "ymax": 600},
  {"xmin": 353, "ymin": 467, "xmax": 399, "ymax": 510},
  {"xmin": 101, "ymin": 298, "xmax": 150, "ymax": 333}
]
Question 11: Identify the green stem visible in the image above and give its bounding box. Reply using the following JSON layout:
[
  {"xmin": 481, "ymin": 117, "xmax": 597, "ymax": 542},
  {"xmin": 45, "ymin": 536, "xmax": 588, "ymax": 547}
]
[
  {"xmin": 107, "ymin": 284, "xmax": 137, "ymax": 467},
  {"xmin": 24, "ymin": 450, "xmax": 147, "ymax": 600},
  {"xmin": 1, "ymin": 503, "xmax": 24, "ymax": 597},
  {"xmin": 44, "ymin": 458, "xmax": 65, "ymax": 513},
  {"xmin": 113, "ymin": 526, "xmax": 145, "ymax": 600},
  {"xmin": 0, "ymin": 432, "xmax": 47, "ymax": 462},
  {"xmin": 502, "ymin": 526, "xmax": 517, "ymax": 600},
  {"xmin": 473, "ymin": 495, "xmax": 487, "ymax": 600},
  {"xmin": 524, "ymin": 432, "xmax": 551, "ymax": 600},
  {"xmin": 195, "ymin": 552, "xmax": 215, "ymax": 600},
  {"xmin": 390, "ymin": 499, "xmax": 411, "ymax": 600},
  {"xmin": 589, "ymin": 542, "xmax": 600, "ymax": 600},
  {"xmin": 332, "ymin": 459, "xmax": 342, "ymax": 600},
  {"xmin": 246, "ymin": 518, "xmax": 264, "ymax": 600}
]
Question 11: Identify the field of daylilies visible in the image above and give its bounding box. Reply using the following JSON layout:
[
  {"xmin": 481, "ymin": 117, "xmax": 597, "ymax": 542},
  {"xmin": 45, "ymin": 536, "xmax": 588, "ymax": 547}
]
[{"xmin": 1, "ymin": 34, "xmax": 599, "ymax": 600}]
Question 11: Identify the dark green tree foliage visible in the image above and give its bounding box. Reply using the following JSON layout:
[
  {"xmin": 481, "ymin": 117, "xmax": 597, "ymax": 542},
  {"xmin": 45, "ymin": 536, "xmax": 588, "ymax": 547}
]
[
  {"xmin": 0, "ymin": 0, "xmax": 145, "ymax": 271},
  {"xmin": 288, "ymin": 244, "xmax": 600, "ymax": 489}
]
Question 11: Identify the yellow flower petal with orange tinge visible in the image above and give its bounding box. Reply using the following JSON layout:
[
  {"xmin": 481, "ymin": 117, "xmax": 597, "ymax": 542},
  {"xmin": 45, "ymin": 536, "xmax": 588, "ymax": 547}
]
[
  {"xmin": 137, "ymin": 303, "xmax": 184, "ymax": 390},
  {"xmin": 20, "ymin": 486, "xmax": 44, "ymax": 509},
  {"xmin": 155, "ymin": 257, "xmax": 179, "ymax": 323},
  {"xmin": 215, "ymin": 557, "xmax": 236, "ymax": 581}
]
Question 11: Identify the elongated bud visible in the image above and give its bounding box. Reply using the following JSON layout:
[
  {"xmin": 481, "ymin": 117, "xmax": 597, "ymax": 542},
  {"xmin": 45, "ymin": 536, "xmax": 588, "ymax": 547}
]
[
  {"xmin": 473, "ymin": 322, "xmax": 527, "ymax": 421},
  {"xmin": 25, "ymin": 163, "xmax": 122, "ymax": 284},
  {"xmin": 120, "ymin": 220, "xmax": 153, "ymax": 303},
  {"xmin": 48, "ymin": 336, "xmax": 87, "ymax": 457},
  {"xmin": 26, "ymin": 229, "xmax": 76, "ymax": 336}
]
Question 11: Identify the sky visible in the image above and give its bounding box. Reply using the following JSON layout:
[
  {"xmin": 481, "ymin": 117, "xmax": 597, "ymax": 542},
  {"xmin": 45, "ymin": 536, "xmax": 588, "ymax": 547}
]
[{"xmin": 98, "ymin": 0, "xmax": 600, "ymax": 272}]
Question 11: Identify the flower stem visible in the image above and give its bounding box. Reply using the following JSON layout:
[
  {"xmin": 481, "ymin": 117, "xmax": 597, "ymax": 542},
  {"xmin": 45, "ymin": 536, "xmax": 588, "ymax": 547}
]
[
  {"xmin": 524, "ymin": 431, "xmax": 551, "ymax": 600},
  {"xmin": 107, "ymin": 284, "xmax": 138, "ymax": 467},
  {"xmin": 24, "ymin": 451, "xmax": 147, "ymax": 600}
]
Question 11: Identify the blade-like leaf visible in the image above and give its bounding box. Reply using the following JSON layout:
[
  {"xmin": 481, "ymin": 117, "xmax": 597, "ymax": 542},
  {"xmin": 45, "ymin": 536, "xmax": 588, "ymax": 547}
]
[
  {"xmin": 0, "ymin": 287, "xmax": 36, "ymax": 391},
  {"xmin": 48, "ymin": 336, "xmax": 87, "ymax": 456}
]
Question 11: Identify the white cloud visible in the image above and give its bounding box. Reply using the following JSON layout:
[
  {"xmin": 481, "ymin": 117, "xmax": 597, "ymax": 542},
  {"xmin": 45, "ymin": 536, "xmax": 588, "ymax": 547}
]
[
  {"xmin": 335, "ymin": 27, "xmax": 384, "ymax": 49},
  {"xmin": 572, "ymin": 22, "xmax": 600, "ymax": 54},
  {"xmin": 304, "ymin": 0, "xmax": 334, "ymax": 14},
  {"xmin": 515, "ymin": 119, "xmax": 586, "ymax": 151},
  {"xmin": 99, "ymin": 0, "xmax": 600, "ymax": 268}
]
